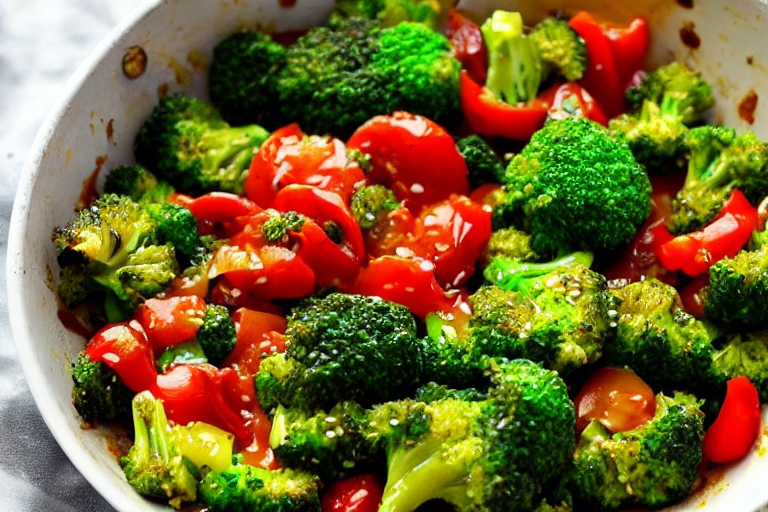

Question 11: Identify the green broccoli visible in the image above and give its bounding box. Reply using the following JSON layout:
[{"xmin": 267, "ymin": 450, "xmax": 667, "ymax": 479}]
[
  {"xmin": 195, "ymin": 304, "xmax": 237, "ymax": 367},
  {"xmin": 52, "ymin": 194, "xmax": 181, "ymax": 318},
  {"xmin": 268, "ymin": 401, "xmax": 375, "ymax": 483},
  {"xmin": 120, "ymin": 391, "xmax": 237, "ymax": 509},
  {"xmin": 472, "ymin": 252, "xmax": 616, "ymax": 376},
  {"xmin": 610, "ymin": 62, "xmax": 715, "ymax": 173},
  {"xmin": 350, "ymin": 184, "xmax": 400, "ymax": 230},
  {"xmin": 626, "ymin": 61, "xmax": 715, "ymax": 126},
  {"xmin": 102, "ymin": 164, "xmax": 162, "ymax": 202},
  {"xmin": 198, "ymin": 454, "xmax": 321, "ymax": 512},
  {"xmin": 712, "ymin": 330, "xmax": 768, "ymax": 402},
  {"xmin": 702, "ymin": 246, "xmax": 768, "ymax": 330},
  {"xmin": 255, "ymin": 293, "xmax": 423, "ymax": 412},
  {"xmin": 605, "ymin": 279, "xmax": 723, "ymax": 394},
  {"xmin": 481, "ymin": 10, "xmax": 542, "ymax": 105},
  {"xmin": 570, "ymin": 392, "xmax": 705, "ymax": 510},
  {"xmin": 208, "ymin": 29, "xmax": 288, "ymax": 128},
  {"xmin": 455, "ymin": 134, "xmax": 506, "ymax": 188},
  {"xmin": 500, "ymin": 116, "xmax": 652, "ymax": 255},
  {"xmin": 143, "ymin": 202, "xmax": 203, "ymax": 266},
  {"xmin": 420, "ymin": 312, "xmax": 484, "ymax": 389},
  {"xmin": 156, "ymin": 340, "xmax": 208, "ymax": 372},
  {"xmin": 528, "ymin": 17, "xmax": 587, "ymax": 82},
  {"xmin": 260, "ymin": 209, "xmax": 306, "ymax": 243},
  {"xmin": 277, "ymin": 17, "xmax": 461, "ymax": 136},
  {"xmin": 481, "ymin": 226, "xmax": 541, "ymax": 265},
  {"xmin": 369, "ymin": 358, "xmax": 575, "ymax": 512},
  {"xmin": 133, "ymin": 92, "xmax": 270, "ymax": 195},
  {"xmin": 70, "ymin": 352, "xmax": 134, "ymax": 424},
  {"xmin": 666, "ymin": 126, "xmax": 768, "ymax": 234},
  {"xmin": 332, "ymin": 0, "xmax": 454, "ymax": 29}
]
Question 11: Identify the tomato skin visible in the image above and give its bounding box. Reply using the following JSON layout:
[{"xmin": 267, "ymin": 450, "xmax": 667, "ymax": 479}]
[
  {"xmin": 460, "ymin": 71, "xmax": 548, "ymax": 141},
  {"xmin": 245, "ymin": 124, "xmax": 366, "ymax": 208},
  {"xmin": 574, "ymin": 366, "xmax": 656, "ymax": 434},
  {"xmin": 347, "ymin": 111, "xmax": 470, "ymax": 213},
  {"xmin": 133, "ymin": 295, "xmax": 207, "ymax": 353},
  {"xmin": 84, "ymin": 321, "xmax": 158, "ymax": 392},
  {"xmin": 346, "ymin": 256, "xmax": 457, "ymax": 319},
  {"xmin": 321, "ymin": 473, "xmax": 383, "ymax": 512},
  {"xmin": 703, "ymin": 376, "xmax": 761, "ymax": 464},
  {"xmin": 445, "ymin": 9, "xmax": 488, "ymax": 84}
]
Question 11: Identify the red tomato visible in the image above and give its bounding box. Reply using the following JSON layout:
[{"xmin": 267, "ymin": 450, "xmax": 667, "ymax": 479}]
[
  {"xmin": 245, "ymin": 123, "xmax": 366, "ymax": 208},
  {"xmin": 539, "ymin": 82, "xmax": 609, "ymax": 127},
  {"xmin": 84, "ymin": 321, "xmax": 157, "ymax": 392},
  {"xmin": 346, "ymin": 256, "xmax": 458, "ymax": 319},
  {"xmin": 574, "ymin": 366, "xmax": 656, "ymax": 434},
  {"xmin": 224, "ymin": 308, "xmax": 287, "ymax": 371},
  {"xmin": 703, "ymin": 376, "xmax": 761, "ymax": 464},
  {"xmin": 410, "ymin": 195, "xmax": 492, "ymax": 288},
  {"xmin": 133, "ymin": 295, "xmax": 207, "ymax": 353},
  {"xmin": 321, "ymin": 473, "xmax": 383, "ymax": 512},
  {"xmin": 459, "ymin": 71, "xmax": 548, "ymax": 141},
  {"xmin": 445, "ymin": 9, "xmax": 488, "ymax": 84},
  {"xmin": 347, "ymin": 111, "xmax": 470, "ymax": 213}
]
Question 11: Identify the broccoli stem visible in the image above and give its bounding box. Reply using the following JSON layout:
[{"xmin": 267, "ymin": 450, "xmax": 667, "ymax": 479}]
[{"xmin": 484, "ymin": 251, "xmax": 594, "ymax": 291}]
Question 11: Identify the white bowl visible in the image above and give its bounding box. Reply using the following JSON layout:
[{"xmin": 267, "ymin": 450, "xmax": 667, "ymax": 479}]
[{"xmin": 8, "ymin": 0, "xmax": 768, "ymax": 510}]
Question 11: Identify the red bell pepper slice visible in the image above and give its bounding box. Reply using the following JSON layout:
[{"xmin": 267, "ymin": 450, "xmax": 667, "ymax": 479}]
[
  {"xmin": 133, "ymin": 295, "xmax": 207, "ymax": 353},
  {"xmin": 272, "ymin": 183, "xmax": 366, "ymax": 262},
  {"xmin": 294, "ymin": 219, "xmax": 362, "ymax": 288},
  {"xmin": 445, "ymin": 9, "xmax": 488, "ymax": 84},
  {"xmin": 569, "ymin": 11, "xmax": 640, "ymax": 119},
  {"xmin": 702, "ymin": 376, "xmax": 761, "ymax": 464},
  {"xmin": 84, "ymin": 321, "xmax": 158, "ymax": 392},
  {"xmin": 223, "ymin": 308, "xmax": 287, "ymax": 371},
  {"xmin": 460, "ymin": 70, "xmax": 548, "ymax": 141},
  {"xmin": 347, "ymin": 111, "xmax": 470, "ymax": 213},
  {"xmin": 603, "ymin": 17, "xmax": 650, "ymax": 88},
  {"xmin": 321, "ymin": 473, "xmax": 384, "ymax": 512},
  {"xmin": 345, "ymin": 256, "xmax": 457, "ymax": 319},
  {"xmin": 184, "ymin": 191, "xmax": 260, "ymax": 238},
  {"xmin": 657, "ymin": 189, "xmax": 759, "ymax": 276}
]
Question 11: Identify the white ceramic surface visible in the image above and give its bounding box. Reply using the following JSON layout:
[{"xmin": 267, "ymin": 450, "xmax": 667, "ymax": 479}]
[{"xmin": 7, "ymin": 0, "xmax": 768, "ymax": 511}]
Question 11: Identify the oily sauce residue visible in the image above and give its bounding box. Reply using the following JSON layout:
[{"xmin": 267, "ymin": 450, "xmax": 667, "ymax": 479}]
[
  {"xmin": 278, "ymin": 0, "xmax": 297, "ymax": 7},
  {"xmin": 676, "ymin": 0, "xmax": 694, "ymax": 8},
  {"xmin": 680, "ymin": 22, "xmax": 701, "ymax": 49},
  {"xmin": 122, "ymin": 46, "xmax": 147, "ymax": 79},
  {"xmin": 738, "ymin": 89, "xmax": 759, "ymax": 124},
  {"xmin": 75, "ymin": 156, "xmax": 106, "ymax": 211}
]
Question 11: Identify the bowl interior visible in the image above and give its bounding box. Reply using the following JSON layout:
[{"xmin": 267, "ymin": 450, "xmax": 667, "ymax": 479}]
[{"xmin": 8, "ymin": 0, "xmax": 768, "ymax": 510}]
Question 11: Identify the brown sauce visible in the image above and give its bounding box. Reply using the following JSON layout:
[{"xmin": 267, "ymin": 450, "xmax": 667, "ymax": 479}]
[
  {"xmin": 738, "ymin": 89, "xmax": 759, "ymax": 124},
  {"xmin": 680, "ymin": 22, "xmax": 701, "ymax": 49}
]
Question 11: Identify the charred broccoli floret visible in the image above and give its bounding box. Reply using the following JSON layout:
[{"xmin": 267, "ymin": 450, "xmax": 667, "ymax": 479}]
[
  {"xmin": 456, "ymin": 134, "xmax": 506, "ymax": 188},
  {"xmin": 195, "ymin": 304, "xmax": 237, "ymax": 367},
  {"xmin": 70, "ymin": 352, "xmax": 133, "ymax": 424},
  {"xmin": 134, "ymin": 92, "xmax": 270, "ymax": 195}
]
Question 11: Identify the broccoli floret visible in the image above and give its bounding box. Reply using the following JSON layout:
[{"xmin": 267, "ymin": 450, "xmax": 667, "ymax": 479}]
[
  {"xmin": 260, "ymin": 209, "xmax": 306, "ymax": 243},
  {"xmin": 268, "ymin": 401, "xmax": 375, "ymax": 482},
  {"xmin": 119, "ymin": 391, "xmax": 200, "ymax": 508},
  {"xmin": 667, "ymin": 126, "xmax": 768, "ymax": 234},
  {"xmin": 481, "ymin": 10, "xmax": 542, "ymax": 105},
  {"xmin": 102, "ymin": 165, "xmax": 161, "ymax": 201},
  {"xmin": 70, "ymin": 352, "xmax": 133, "ymax": 424},
  {"xmin": 370, "ymin": 359, "xmax": 575, "ymax": 512},
  {"xmin": 277, "ymin": 17, "xmax": 461, "ymax": 136},
  {"xmin": 456, "ymin": 134, "xmax": 506, "ymax": 188},
  {"xmin": 712, "ymin": 330, "xmax": 768, "ymax": 402},
  {"xmin": 481, "ymin": 226, "xmax": 541, "ymax": 265},
  {"xmin": 196, "ymin": 304, "xmax": 237, "ymax": 367},
  {"xmin": 57, "ymin": 262, "xmax": 100, "ymax": 309},
  {"xmin": 528, "ymin": 17, "xmax": 587, "ymax": 82},
  {"xmin": 702, "ymin": 246, "xmax": 768, "ymax": 330},
  {"xmin": 144, "ymin": 202, "xmax": 203, "ymax": 266},
  {"xmin": 350, "ymin": 184, "xmax": 400, "ymax": 230},
  {"xmin": 605, "ymin": 279, "xmax": 723, "ymax": 393},
  {"xmin": 134, "ymin": 92, "xmax": 270, "ymax": 195},
  {"xmin": 350, "ymin": 0, "xmax": 454, "ymax": 28},
  {"xmin": 198, "ymin": 454, "xmax": 321, "ymax": 512},
  {"xmin": 420, "ymin": 312, "xmax": 484, "ymax": 389},
  {"xmin": 52, "ymin": 194, "xmax": 180, "ymax": 316},
  {"xmin": 501, "ymin": 116, "xmax": 652, "ymax": 255},
  {"xmin": 626, "ymin": 61, "xmax": 715, "ymax": 126},
  {"xmin": 570, "ymin": 392, "xmax": 705, "ymax": 509},
  {"xmin": 208, "ymin": 29, "xmax": 287, "ymax": 128},
  {"xmin": 472, "ymin": 253, "xmax": 616, "ymax": 376},
  {"xmin": 255, "ymin": 293, "xmax": 423, "ymax": 412}
]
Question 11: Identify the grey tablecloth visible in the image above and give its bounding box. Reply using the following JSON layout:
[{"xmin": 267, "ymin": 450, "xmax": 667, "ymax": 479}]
[{"xmin": 0, "ymin": 1, "xmax": 143, "ymax": 509}]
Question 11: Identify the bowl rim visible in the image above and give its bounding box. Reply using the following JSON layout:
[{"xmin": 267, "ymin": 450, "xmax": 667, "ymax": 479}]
[{"xmin": 6, "ymin": 0, "xmax": 162, "ymax": 509}]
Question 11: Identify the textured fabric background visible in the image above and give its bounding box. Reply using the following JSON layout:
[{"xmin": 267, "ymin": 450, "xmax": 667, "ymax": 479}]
[{"xmin": 0, "ymin": 1, "xmax": 145, "ymax": 509}]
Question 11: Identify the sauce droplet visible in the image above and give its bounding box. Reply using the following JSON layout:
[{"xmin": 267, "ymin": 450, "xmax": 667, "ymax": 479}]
[
  {"xmin": 738, "ymin": 89, "xmax": 759, "ymax": 125},
  {"xmin": 122, "ymin": 46, "xmax": 147, "ymax": 79},
  {"xmin": 679, "ymin": 22, "xmax": 701, "ymax": 49}
]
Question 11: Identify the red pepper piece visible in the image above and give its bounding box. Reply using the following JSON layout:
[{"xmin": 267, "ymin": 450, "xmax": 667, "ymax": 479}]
[
  {"xmin": 703, "ymin": 376, "xmax": 761, "ymax": 464},
  {"xmin": 133, "ymin": 295, "xmax": 207, "ymax": 353},
  {"xmin": 657, "ymin": 189, "xmax": 759, "ymax": 276},
  {"xmin": 538, "ymin": 81, "xmax": 609, "ymax": 127},
  {"xmin": 84, "ymin": 321, "xmax": 158, "ymax": 392},
  {"xmin": 460, "ymin": 70, "xmax": 548, "ymax": 141},
  {"xmin": 445, "ymin": 9, "xmax": 488, "ymax": 84}
]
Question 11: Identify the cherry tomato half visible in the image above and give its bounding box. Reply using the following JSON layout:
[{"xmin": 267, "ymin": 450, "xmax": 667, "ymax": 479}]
[{"xmin": 321, "ymin": 473, "xmax": 383, "ymax": 512}]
